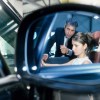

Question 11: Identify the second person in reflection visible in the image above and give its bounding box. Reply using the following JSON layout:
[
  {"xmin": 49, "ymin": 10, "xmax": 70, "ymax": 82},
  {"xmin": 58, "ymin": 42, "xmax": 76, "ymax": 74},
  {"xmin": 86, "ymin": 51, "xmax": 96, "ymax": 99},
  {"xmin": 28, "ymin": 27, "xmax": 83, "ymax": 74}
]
[
  {"xmin": 42, "ymin": 32, "xmax": 94, "ymax": 66},
  {"xmin": 43, "ymin": 19, "xmax": 78, "ymax": 62}
]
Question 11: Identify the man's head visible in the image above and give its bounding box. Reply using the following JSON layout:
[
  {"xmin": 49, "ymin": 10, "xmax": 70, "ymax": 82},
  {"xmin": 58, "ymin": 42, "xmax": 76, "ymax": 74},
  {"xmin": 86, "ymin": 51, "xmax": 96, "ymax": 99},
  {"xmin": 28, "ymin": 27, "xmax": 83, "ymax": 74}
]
[{"xmin": 64, "ymin": 19, "xmax": 78, "ymax": 38}]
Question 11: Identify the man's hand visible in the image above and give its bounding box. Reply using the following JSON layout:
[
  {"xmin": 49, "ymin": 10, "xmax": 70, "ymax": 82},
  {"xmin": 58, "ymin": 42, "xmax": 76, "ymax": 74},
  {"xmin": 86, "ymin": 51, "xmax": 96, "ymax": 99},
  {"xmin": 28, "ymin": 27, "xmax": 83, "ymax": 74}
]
[{"xmin": 60, "ymin": 45, "xmax": 69, "ymax": 55}]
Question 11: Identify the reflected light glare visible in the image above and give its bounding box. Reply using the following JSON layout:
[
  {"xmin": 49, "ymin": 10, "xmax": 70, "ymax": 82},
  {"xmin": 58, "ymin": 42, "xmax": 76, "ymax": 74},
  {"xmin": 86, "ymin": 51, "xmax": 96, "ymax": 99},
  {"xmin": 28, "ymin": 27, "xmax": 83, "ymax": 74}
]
[
  {"xmin": 22, "ymin": 66, "xmax": 27, "ymax": 71},
  {"xmin": 33, "ymin": 32, "xmax": 37, "ymax": 39},
  {"xmin": 17, "ymin": 74, "xmax": 21, "ymax": 79},
  {"xmin": 94, "ymin": 15, "xmax": 99, "ymax": 19},
  {"xmin": 26, "ymin": 86, "xmax": 31, "ymax": 90},
  {"xmin": 14, "ymin": 23, "xmax": 18, "ymax": 26},
  {"xmin": 14, "ymin": 67, "xmax": 17, "ymax": 72},
  {"xmin": 15, "ymin": 28, "xmax": 18, "ymax": 32},
  {"xmin": 32, "ymin": 66, "xmax": 37, "ymax": 70},
  {"xmin": 3, "ymin": 0, "xmax": 8, "ymax": 3},
  {"xmin": 7, "ymin": 20, "xmax": 14, "ymax": 26},
  {"xmin": 0, "ymin": 5, "xmax": 2, "ymax": 10}
]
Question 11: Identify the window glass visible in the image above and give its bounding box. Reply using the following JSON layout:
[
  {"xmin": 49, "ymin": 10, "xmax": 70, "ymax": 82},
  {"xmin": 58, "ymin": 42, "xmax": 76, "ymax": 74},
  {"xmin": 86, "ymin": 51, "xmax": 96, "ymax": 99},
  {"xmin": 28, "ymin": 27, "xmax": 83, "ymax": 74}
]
[{"xmin": 0, "ymin": 4, "xmax": 19, "ymax": 73}]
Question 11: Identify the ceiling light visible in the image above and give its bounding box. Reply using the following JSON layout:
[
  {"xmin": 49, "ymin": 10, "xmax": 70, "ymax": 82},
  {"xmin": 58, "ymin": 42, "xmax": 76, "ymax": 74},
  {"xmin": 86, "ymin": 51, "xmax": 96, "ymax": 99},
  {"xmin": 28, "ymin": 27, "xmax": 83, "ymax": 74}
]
[{"xmin": 7, "ymin": 20, "xmax": 14, "ymax": 26}]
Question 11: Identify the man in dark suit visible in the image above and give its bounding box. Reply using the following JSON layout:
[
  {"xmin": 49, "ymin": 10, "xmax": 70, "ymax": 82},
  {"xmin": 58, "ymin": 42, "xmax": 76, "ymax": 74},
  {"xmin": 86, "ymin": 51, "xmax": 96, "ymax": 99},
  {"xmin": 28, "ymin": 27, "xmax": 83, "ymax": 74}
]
[{"xmin": 43, "ymin": 19, "xmax": 78, "ymax": 62}]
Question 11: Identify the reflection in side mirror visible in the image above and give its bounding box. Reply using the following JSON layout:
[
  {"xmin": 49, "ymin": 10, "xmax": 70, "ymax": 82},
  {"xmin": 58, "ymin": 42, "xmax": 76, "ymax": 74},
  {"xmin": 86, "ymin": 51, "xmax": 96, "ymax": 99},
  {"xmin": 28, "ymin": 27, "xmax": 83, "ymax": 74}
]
[
  {"xmin": 32, "ymin": 11, "xmax": 100, "ymax": 68},
  {"xmin": 16, "ymin": 4, "xmax": 100, "ymax": 91},
  {"xmin": 16, "ymin": 3, "xmax": 100, "ymax": 78}
]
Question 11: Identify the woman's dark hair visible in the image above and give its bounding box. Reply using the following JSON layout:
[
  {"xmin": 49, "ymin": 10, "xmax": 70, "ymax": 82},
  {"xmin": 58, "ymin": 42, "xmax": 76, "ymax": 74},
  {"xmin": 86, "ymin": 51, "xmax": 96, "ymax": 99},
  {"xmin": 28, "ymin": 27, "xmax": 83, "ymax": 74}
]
[{"xmin": 72, "ymin": 32, "xmax": 93, "ymax": 55}]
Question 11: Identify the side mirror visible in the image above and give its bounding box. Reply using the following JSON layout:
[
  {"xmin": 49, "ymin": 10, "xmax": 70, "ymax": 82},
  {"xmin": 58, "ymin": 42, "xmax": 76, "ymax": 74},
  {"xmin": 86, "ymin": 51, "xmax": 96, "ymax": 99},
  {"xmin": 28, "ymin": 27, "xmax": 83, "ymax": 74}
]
[{"xmin": 16, "ymin": 3, "xmax": 100, "ymax": 92}]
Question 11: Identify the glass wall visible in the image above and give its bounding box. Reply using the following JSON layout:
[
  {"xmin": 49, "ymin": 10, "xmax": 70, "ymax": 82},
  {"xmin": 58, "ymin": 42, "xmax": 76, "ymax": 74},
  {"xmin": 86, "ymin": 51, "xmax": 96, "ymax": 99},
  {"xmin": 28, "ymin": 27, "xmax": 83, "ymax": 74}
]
[{"xmin": 0, "ymin": 4, "xmax": 20, "ymax": 73}]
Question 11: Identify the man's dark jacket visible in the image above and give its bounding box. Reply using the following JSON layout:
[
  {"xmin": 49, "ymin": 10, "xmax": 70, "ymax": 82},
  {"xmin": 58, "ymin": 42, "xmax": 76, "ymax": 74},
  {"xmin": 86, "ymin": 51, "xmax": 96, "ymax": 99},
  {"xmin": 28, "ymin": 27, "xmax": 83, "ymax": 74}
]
[{"xmin": 45, "ymin": 28, "xmax": 76, "ymax": 58}]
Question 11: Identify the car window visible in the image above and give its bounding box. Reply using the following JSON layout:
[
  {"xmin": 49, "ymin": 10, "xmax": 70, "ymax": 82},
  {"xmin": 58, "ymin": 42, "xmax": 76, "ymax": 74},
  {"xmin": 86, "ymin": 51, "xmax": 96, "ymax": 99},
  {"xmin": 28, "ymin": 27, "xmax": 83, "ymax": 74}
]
[{"xmin": 0, "ymin": 4, "xmax": 20, "ymax": 73}]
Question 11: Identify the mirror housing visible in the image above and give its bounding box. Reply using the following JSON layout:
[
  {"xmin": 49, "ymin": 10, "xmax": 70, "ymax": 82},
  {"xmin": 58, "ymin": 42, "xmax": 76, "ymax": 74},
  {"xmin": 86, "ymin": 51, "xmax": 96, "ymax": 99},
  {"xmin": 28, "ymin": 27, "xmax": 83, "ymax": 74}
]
[{"xmin": 16, "ymin": 3, "xmax": 100, "ymax": 92}]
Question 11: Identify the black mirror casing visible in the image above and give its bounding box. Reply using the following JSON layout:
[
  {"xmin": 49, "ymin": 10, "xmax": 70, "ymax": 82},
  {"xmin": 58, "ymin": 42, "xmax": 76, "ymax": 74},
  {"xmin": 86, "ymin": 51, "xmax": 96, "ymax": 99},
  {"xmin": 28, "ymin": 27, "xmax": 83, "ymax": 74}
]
[{"xmin": 16, "ymin": 3, "xmax": 100, "ymax": 93}]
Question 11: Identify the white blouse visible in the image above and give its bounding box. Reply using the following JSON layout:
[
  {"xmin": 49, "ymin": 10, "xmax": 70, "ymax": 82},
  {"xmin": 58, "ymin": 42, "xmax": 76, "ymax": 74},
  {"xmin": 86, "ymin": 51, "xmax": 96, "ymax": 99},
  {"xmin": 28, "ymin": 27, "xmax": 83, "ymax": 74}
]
[{"xmin": 72, "ymin": 57, "xmax": 92, "ymax": 65}]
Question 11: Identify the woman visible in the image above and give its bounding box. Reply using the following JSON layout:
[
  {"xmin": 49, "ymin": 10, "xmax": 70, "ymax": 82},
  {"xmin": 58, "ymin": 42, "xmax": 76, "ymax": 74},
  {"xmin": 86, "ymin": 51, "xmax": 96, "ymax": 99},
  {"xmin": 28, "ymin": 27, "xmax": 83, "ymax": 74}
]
[{"xmin": 42, "ymin": 32, "xmax": 93, "ymax": 66}]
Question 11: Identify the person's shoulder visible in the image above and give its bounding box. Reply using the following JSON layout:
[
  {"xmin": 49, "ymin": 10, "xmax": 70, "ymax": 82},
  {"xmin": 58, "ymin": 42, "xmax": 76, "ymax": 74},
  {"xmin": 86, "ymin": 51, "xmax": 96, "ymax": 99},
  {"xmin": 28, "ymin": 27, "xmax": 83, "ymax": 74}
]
[
  {"xmin": 55, "ymin": 27, "xmax": 64, "ymax": 35},
  {"xmin": 55, "ymin": 27, "xmax": 64, "ymax": 31},
  {"xmin": 83, "ymin": 59, "xmax": 92, "ymax": 64}
]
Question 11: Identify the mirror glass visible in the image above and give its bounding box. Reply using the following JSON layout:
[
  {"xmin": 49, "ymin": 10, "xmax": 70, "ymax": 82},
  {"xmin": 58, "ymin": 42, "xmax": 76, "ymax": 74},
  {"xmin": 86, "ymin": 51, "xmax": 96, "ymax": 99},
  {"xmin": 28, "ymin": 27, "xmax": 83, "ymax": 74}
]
[{"xmin": 27, "ymin": 10, "xmax": 100, "ymax": 73}]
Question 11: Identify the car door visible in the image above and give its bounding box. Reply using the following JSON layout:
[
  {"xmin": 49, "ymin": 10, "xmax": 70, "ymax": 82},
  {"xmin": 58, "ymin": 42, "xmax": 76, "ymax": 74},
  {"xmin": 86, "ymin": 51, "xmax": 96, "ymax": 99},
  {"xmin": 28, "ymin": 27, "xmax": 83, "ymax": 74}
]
[{"xmin": 0, "ymin": 1, "xmax": 28, "ymax": 100}]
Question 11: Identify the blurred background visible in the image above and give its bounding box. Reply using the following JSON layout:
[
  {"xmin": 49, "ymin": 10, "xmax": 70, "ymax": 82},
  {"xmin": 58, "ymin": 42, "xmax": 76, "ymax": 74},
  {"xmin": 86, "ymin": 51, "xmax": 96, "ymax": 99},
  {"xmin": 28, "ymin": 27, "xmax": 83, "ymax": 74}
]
[{"xmin": 7, "ymin": 0, "xmax": 100, "ymax": 17}]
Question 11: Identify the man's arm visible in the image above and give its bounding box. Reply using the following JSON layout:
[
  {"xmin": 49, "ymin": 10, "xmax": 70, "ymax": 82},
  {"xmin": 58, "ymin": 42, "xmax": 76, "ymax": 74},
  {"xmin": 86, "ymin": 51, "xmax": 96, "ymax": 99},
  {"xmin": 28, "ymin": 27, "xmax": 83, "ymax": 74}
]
[{"xmin": 45, "ymin": 34, "xmax": 56, "ymax": 55}]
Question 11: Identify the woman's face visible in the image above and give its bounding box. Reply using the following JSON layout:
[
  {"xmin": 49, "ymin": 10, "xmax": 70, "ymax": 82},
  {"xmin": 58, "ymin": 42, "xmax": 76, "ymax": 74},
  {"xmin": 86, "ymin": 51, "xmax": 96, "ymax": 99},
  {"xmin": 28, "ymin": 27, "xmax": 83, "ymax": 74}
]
[{"xmin": 72, "ymin": 40, "xmax": 87, "ymax": 57}]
